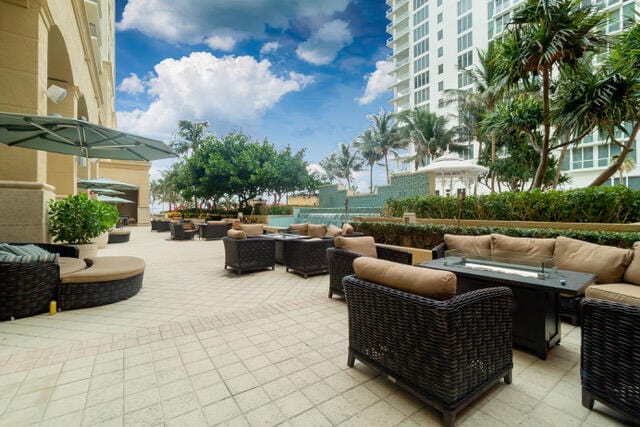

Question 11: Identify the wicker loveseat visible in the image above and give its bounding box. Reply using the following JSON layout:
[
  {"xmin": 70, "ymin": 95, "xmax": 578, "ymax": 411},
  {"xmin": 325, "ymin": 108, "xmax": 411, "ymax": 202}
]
[
  {"xmin": 0, "ymin": 243, "xmax": 78, "ymax": 320},
  {"xmin": 283, "ymin": 237, "xmax": 334, "ymax": 278},
  {"xmin": 327, "ymin": 236, "xmax": 413, "ymax": 299},
  {"xmin": 170, "ymin": 222, "xmax": 196, "ymax": 240},
  {"xmin": 223, "ymin": 235, "xmax": 275, "ymax": 274},
  {"xmin": 198, "ymin": 221, "xmax": 230, "ymax": 240},
  {"xmin": 343, "ymin": 257, "xmax": 513, "ymax": 427}
]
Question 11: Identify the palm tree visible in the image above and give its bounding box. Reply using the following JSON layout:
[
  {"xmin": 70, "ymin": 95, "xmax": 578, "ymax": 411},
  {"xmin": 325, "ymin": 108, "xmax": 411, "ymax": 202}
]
[
  {"xmin": 320, "ymin": 144, "xmax": 364, "ymax": 190},
  {"xmin": 368, "ymin": 109, "xmax": 402, "ymax": 184},
  {"xmin": 396, "ymin": 108, "xmax": 455, "ymax": 169},
  {"xmin": 353, "ymin": 129, "xmax": 383, "ymax": 194},
  {"xmin": 495, "ymin": 0, "xmax": 607, "ymax": 189},
  {"xmin": 170, "ymin": 120, "xmax": 212, "ymax": 156}
]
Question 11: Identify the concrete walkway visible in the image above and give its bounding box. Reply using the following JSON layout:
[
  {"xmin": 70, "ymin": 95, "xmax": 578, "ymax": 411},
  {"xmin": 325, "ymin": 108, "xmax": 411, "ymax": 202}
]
[{"xmin": 0, "ymin": 227, "xmax": 629, "ymax": 426}]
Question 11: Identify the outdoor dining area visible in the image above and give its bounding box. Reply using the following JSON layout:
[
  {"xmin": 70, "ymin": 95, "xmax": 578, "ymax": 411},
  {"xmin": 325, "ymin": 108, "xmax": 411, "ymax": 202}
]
[{"xmin": 0, "ymin": 224, "xmax": 638, "ymax": 426}]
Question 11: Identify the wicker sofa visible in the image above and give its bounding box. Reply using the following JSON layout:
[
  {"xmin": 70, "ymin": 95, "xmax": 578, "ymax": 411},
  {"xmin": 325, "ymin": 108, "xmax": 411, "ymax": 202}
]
[
  {"xmin": 343, "ymin": 257, "xmax": 513, "ymax": 427},
  {"xmin": 222, "ymin": 236, "xmax": 275, "ymax": 274},
  {"xmin": 198, "ymin": 221, "xmax": 230, "ymax": 240},
  {"xmin": 0, "ymin": 243, "xmax": 79, "ymax": 320},
  {"xmin": 327, "ymin": 236, "xmax": 413, "ymax": 299},
  {"xmin": 170, "ymin": 222, "xmax": 196, "ymax": 240},
  {"xmin": 432, "ymin": 233, "xmax": 637, "ymax": 324},
  {"xmin": 283, "ymin": 237, "xmax": 335, "ymax": 278}
]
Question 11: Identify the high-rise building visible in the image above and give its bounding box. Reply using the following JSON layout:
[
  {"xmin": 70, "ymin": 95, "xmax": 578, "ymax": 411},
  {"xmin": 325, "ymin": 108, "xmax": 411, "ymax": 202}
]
[{"xmin": 387, "ymin": 0, "xmax": 640, "ymax": 190}]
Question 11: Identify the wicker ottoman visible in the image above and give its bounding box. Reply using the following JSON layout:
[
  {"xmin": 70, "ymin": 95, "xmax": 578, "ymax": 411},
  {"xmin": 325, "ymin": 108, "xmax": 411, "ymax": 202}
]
[
  {"xmin": 60, "ymin": 256, "xmax": 144, "ymax": 310},
  {"xmin": 108, "ymin": 230, "xmax": 131, "ymax": 244}
]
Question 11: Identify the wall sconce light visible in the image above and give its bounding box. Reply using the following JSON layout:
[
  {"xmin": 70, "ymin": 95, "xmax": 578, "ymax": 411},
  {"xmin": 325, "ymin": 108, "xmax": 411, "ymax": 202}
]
[{"xmin": 46, "ymin": 84, "xmax": 67, "ymax": 103}]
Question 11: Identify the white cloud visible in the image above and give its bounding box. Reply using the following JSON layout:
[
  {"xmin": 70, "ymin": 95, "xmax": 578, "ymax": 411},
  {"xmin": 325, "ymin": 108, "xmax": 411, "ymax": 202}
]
[
  {"xmin": 117, "ymin": 73, "xmax": 146, "ymax": 94},
  {"xmin": 117, "ymin": 0, "xmax": 350, "ymax": 47},
  {"xmin": 296, "ymin": 19, "xmax": 353, "ymax": 65},
  {"xmin": 357, "ymin": 60, "xmax": 395, "ymax": 105},
  {"xmin": 260, "ymin": 42, "xmax": 281, "ymax": 55},
  {"xmin": 205, "ymin": 35, "xmax": 236, "ymax": 51},
  {"xmin": 116, "ymin": 52, "xmax": 313, "ymax": 140}
]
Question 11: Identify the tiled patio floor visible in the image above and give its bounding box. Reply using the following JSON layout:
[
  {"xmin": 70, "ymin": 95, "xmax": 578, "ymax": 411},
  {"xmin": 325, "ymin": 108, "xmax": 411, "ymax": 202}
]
[{"xmin": 0, "ymin": 227, "xmax": 632, "ymax": 426}]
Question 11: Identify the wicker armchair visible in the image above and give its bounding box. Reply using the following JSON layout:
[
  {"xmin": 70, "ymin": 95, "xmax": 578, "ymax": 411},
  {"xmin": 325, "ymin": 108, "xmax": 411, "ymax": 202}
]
[
  {"xmin": 170, "ymin": 222, "xmax": 196, "ymax": 240},
  {"xmin": 223, "ymin": 237, "xmax": 276, "ymax": 274},
  {"xmin": 0, "ymin": 243, "xmax": 79, "ymax": 321},
  {"xmin": 327, "ymin": 245, "xmax": 412, "ymax": 299},
  {"xmin": 283, "ymin": 238, "xmax": 334, "ymax": 278},
  {"xmin": 199, "ymin": 222, "xmax": 230, "ymax": 240},
  {"xmin": 581, "ymin": 298, "xmax": 640, "ymax": 423},
  {"xmin": 343, "ymin": 275, "xmax": 513, "ymax": 427}
]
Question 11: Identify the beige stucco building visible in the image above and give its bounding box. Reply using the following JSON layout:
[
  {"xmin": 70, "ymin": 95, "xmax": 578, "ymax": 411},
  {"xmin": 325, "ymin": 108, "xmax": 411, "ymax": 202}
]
[{"xmin": 0, "ymin": 0, "xmax": 151, "ymax": 242}]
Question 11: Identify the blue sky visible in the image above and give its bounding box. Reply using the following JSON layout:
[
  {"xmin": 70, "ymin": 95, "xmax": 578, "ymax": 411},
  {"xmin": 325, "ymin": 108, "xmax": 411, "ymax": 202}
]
[{"xmin": 114, "ymin": 0, "xmax": 395, "ymax": 187}]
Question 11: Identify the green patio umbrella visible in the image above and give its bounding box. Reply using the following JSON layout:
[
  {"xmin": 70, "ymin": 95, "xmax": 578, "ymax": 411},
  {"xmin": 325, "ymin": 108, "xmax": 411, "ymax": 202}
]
[
  {"xmin": 88, "ymin": 188, "xmax": 125, "ymax": 195},
  {"xmin": 77, "ymin": 178, "xmax": 139, "ymax": 191},
  {"xmin": 0, "ymin": 111, "xmax": 176, "ymax": 162},
  {"xmin": 97, "ymin": 195, "xmax": 135, "ymax": 204}
]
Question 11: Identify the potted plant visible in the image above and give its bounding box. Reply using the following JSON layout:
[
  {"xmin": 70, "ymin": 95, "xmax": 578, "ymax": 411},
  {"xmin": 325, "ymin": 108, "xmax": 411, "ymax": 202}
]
[{"xmin": 48, "ymin": 194, "xmax": 120, "ymax": 258}]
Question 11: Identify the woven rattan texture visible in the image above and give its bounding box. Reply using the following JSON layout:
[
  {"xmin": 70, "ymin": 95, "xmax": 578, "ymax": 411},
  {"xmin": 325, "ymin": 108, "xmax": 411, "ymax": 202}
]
[
  {"xmin": 343, "ymin": 275, "xmax": 513, "ymax": 424},
  {"xmin": 581, "ymin": 298, "xmax": 640, "ymax": 421},
  {"xmin": 60, "ymin": 272, "xmax": 143, "ymax": 310},
  {"xmin": 222, "ymin": 237, "xmax": 275, "ymax": 274},
  {"xmin": 326, "ymin": 245, "xmax": 413, "ymax": 298},
  {"xmin": 283, "ymin": 238, "xmax": 334, "ymax": 278},
  {"xmin": 199, "ymin": 223, "xmax": 230, "ymax": 240}
]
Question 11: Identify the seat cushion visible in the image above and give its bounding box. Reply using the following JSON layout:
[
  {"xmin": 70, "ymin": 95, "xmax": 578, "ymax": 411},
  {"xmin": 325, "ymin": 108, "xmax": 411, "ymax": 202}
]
[
  {"xmin": 586, "ymin": 283, "xmax": 640, "ymax": 306},
  {"xmin": 227, "ymin": 229, "xmax": 247, "ymax": 240},
  {"xmin": 623, "ymin": 241, "xmax": 640, "ymax": 285},
  {"xmin": 59, "ymin": 257, "xmax": 87, "ymax": 277},
  {"xmin": 342, "ymin": 223, "xmax": 355, "ymax": 234},
  {"xmin": 61, "ymin": 256, "xmax": 145, "ymax": 284},
  {"xmin": 554, "ymin": 236, "xmax": 633, "ymax": 284},
  {"xmin": 289, "ymin": 223, "xmax": 309, "ymax": 235},
  {"xmin": 444, "ymin": 234, "xmax": 492, "ymax": 257},
  {"xmin": 491, "ymin": 233, "xmax": 555, "ymax": 257},
  {"xmin": 334, "ymin": 236, "xmax": 377, "ymax": 258},
  {"xmin": 326, "ymin": 224, "xmax": 342, "ymax": 237},
  {"xmin": 207, "ymin": 220, "xmax": 227, "ymax": 225},
  {"xmin": 354, "ymin": 257, "xmax": 456, "ymax": 300},
  {"xmin": 308, "ymin": 224, "xmax": 326, "ymax": 238},
  {"xmin": 239, "ymin": 224, "xmax": 264, "ymax": 237}
]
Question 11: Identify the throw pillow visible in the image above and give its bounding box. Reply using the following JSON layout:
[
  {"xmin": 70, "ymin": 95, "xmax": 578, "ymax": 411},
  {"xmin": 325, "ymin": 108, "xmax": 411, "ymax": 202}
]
[
  {"xmin": 289, "ymin": 222, "xmax": 309, "ymax": 235},
  {"xmin": 444, "ymin": 234, "xmax": 491, "ymax": 257},
  {"xmin": 353, "ymin": 257, "xmax": 456, "ymax": 300},
  {"xmin": 227, "ymin": 229, "xmax": 247, "ymax": 240},
  {"xmin": 342, "ymin": 223, "xmax": 354, "ymax": 234},
  {"xmin": 623, "ymin": 241, "xmax": 640, "ymax": 285},
  {"xmin": 308, "ymin": 224, "xmax": 327, "ymax": 238},
  {"xmin": 326, "ymin": 224, "xmax": 342, "ymax": 237},
  {"xmin": 0, "ymin": 243, "xmax": 59, "ymax": 263},
  {"xmin": 239, "ymin": 224, "xmax": 264, "ymax": 237},
  {"xmin": 554, "ymin": 236, "xmax": 633, "ymax": 284},
  {"xmin": 334, "ymin": 236, "xmax": 377, "ymax": 258},
  {"xmin": 490, "ymin": 233, "xmax": 556, "ymax": 257}
]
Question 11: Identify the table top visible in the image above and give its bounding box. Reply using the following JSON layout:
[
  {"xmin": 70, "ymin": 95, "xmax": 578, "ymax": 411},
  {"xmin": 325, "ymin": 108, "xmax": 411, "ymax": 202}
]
[
  {"xmin": 262, "ymin": 233, "xmax": 310, "ymax": 241},
  {"xmin": 418, "ymin": 258, "xmax": 596, "ymax": 295}
]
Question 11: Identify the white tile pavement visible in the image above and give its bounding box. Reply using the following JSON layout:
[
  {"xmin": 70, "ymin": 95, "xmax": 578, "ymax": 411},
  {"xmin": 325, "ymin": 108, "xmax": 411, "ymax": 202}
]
[{"xmin": 0, "ymin": 227, "xmax": 632, "ymax": 426}]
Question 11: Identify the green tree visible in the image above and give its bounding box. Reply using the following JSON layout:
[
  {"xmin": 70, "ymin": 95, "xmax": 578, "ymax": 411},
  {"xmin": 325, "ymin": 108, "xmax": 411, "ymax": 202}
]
[
  {"xmin": 264, "ymin": 146, "xmax": 313, "ymax": 204},
  {"xmin": 396, "ymin": 108, "xmax": 455, "ymax": 169},
  {"xmin": 495, "ymin": 0, "xmax": 607, "ymax": 188},
  {"xmin": 353, "ymin": 128, "xmax": 383, "ymax": 194},
  {"xmin": 320, "ymin": 143, "xmax": 364, "ymax": 190},
  {"xmin": 368, "ymin": 109, "xmax": 402, "ymax": 184},
  {"xmin": 170, "ymin": 120, "xmax": 212, "ymax": 156}
]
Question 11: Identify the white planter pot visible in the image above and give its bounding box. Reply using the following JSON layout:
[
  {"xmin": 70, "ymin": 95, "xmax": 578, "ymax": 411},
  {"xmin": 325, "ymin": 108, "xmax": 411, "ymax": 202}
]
[
  {"xmin": 91, "ymin": 231, "xmax": 109, "ymax": 249},
  {"xmin": 73, "ymin": 242, "xmax": 98, "ymax": 260}
]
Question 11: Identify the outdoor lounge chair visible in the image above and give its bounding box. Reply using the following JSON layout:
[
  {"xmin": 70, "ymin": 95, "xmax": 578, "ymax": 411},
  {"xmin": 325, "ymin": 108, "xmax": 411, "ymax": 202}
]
[
  {"xmin": 581, "ymin": 298, "xmax": 640, "ymax": 423},
  {"xmin": 170, "ymin": 222, "xmax": 196, "ymax": 240},
  {"xmin": 198, "ymin": 222, "xmax": 230, "ymax": 240},
  {"xmin": 222, "ymin": 236, "xmax": 275, "ymax": 274},
  {"xmin": 343, "ymin": 273, "xmax": 513, "ymax": 427},
  {"xmin": 283, "ymin": 237, "xmax": 334, "ymax": 278},
  {"xmin": 327, "ymin": 241, "xmax": 412, "ymax": 298},
  {"xmin": 0, "ymin": 243, "xmax": 79, "ymax": 320}
]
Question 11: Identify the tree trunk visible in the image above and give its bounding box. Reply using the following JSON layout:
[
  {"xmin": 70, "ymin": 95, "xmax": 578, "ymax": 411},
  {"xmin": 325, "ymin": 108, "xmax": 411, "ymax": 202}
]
[
  {"xmin": 369, "ymin": 164, "xmax": 374, "ymax": 194},
  {"xmin": 533, "ymin": 69, "xmax": 551, "ymax": 189},
  {"xmin": 490, "ymin": 134, "xmax": 497, "ymax": 192},
  {"xmin": 553, "ymin": 146, "xmax": 568, "ymax": 190},
  {"xmin": 384, "ymin": 153, "xmax": 390, "ymax": 184},
  {"xmin": 589, "ymin": 124, "xmax": 639, "ymax": 186}
]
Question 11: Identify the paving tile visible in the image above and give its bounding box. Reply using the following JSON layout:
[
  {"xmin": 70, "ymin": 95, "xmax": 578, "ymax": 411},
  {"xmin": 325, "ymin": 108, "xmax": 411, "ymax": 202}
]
[
  {"xmin": 234, "ymin": 387, "xmax": 271, "ymax": 412},
  {"xmin": 161, "ymin": 391, "xmax": 200, "ymax": 420},
  {"xmin": 274, "ymin": 390, "xmax": 313, "ymax": 418},
  {"xmin": 244, "ymin": 402, "xmax": 287, "ymax": 427},
  {"xmin": 202, "ymin": 397, "xmax": 242, "ymax": 425},
  {"xmin": 288, "ymin": 407, "xmax": 332, "ymax": 427},
  {"xmin": 123, "ymin": 403, "xmax": 163, "ymax": 426},
  {"xmin": 81, "ymin": 398, "xmax": 123, "ymax": 426},
  {"xmin": 124, "ymin": 387, "xmax": 161, "ymax": 414}
]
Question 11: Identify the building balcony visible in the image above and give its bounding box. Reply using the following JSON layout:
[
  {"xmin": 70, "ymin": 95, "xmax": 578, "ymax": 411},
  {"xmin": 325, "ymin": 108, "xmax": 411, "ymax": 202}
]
[{"xmin": 394, "ymin": 57, "xmax": 409, "ymax": 69}]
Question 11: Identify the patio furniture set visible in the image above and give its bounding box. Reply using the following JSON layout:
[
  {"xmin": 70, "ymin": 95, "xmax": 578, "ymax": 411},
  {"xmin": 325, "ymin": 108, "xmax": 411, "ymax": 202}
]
[{"xmin": 151, "ymin": 219, "xmax": 231, "ymax": 240}]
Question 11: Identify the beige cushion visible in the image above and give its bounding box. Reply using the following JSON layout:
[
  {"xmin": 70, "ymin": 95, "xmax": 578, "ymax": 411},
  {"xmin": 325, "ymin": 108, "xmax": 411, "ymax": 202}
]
[
  {"xmin": 491, "ymin": 233, "xmax": 556, "ymax": 257},
  {"xmin": 444, "ymin": 234, "xmax": 492, "ymax": 257},
  {"xmin": 58, "ymin": 257, "xmax": 87, "ymax": 277},
  {"xmin": 109, "ymin": 230, "xmax": 130, "ymax": 236},
  {"xmin": 554, "ymin": 236, "xmax": 633, "ymax": 284},
  {"xmin": 334, "ymin": 236, "xmax": 377, "ymax": 258},
  {"xmin": 182, "ymin": 222, "xmax": 195, "ymax": 231},
  {"xmin": 586, "ymin": 283, "xmax": 640, "ymax": 306},
  {"xmin": 623, "ymin": 242, "xmax": 640, "ymax": 285},
  {"xmin": 61, "ymin": 256, "xmax": 145, "ymax": 284},
  {"xmin": 326, "ymin": 224, "xmax": 342, "ymax": 237},
  {"xmin": 308, "ymin": 224, "xmax": 327, "ymax": 238},
  {"xmin": 207, "ymin": 220, "xmax": 227, "ymax": 225},
  {"xmin": 227, "ymin": 229, "xmax": 247, "ymax": 239},
  {"xmin": 239, "ymin": 224, "xmax": 264, "ymax": 237},
  {"xmin": 342, "ymin": 223, "xmax": 354, "ymax": 234},
  {"xmin": 353, "ymin": 257, "xmax": 456, "ymax": 300},
  {"xmin": 289, "ymin": 223, "xmax": 309, "ymax": 235}
]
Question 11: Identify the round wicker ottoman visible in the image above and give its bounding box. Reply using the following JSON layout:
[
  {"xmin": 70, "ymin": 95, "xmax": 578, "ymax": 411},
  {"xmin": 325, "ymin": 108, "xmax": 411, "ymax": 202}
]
[{"xmin": 108, "ymin": 230, "xmax": 131, "ymax": 244}]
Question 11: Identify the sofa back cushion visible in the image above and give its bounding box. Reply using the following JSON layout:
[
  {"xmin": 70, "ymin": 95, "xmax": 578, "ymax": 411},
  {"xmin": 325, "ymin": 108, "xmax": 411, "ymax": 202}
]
[
  {"xmin": 353, "ymin": 257, "xmax": 456, "ymax": 300},
  {"xmin": 444, "ymin": 234, "xmax": 491, "ymax": 257},
  {"xmin": 334, "ymin": 236, "xmax": 377, "ymax": 258},
  {"xmin": 239, "ymin": 224, "xmax": 263, "ymax": 237},
  {"xmin": 554, "ymin": 236, "xmax": 633, "ymax": 284},
  {"xmin": 342, "ymin": 223, "xmax": 355, "ymax": 235},
  {"xmin": 623, "ymin": 241, "xmax": 640, "ymax": 285},
  {"xmin": 227, "ymin": 229, "xmax": 247, "ymax": 240},
  {"xmin": 308, "ymin": 223, "xmax": 327, "ymax": 238},
  {"xmin": 326, "ymin": 224, "xmax": 343, "ymax": 237},
  {"xmin": 182, "ymin": 222, "xmax": 195, "ymax": 231},
  {"xmin": 289, "ymin": 223, "xmax": 309, "ymax": 235},
  {"xmin": 491, "ymin": 233, "xmax": 556, "ymax": 257},
  {"xmin": 0, "ymin": 243, "xmax": 59, "ymax": 264},
  {"xmin": 207, "ymin": 220, "xmax": 227, "ymax": 225}
]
